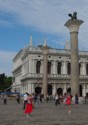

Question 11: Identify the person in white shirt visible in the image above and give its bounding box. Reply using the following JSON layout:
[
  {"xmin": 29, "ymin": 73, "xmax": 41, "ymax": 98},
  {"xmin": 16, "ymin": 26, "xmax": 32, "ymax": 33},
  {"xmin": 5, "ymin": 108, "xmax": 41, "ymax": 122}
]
[{"xmin": 23, "ymin": 93, "xmax": 28, "ymax": 110}]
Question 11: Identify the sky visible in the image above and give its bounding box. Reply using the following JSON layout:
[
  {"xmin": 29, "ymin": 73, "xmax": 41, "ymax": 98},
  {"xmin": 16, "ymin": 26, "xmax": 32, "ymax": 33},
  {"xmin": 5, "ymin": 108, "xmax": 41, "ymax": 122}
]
[{"xmin": 0, "ymin": 0, "xmax": 88, "ymax": 76}]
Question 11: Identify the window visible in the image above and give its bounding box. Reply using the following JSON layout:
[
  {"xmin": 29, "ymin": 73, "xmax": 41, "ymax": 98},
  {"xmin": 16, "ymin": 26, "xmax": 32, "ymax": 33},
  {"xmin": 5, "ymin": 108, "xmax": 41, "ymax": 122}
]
[
  {"xmin": 67, "ymin": 63, "xmax": 71, "ymax": 75},
  {"xmin": 48, "ymin": 62, "xmax": 51, "ymax": 74},
  {"xmin": 57, "ymin": 62, "xmax": 61, "ymax": 74},
  {"xmin": 36, "ymin": 61, "xmax": 41, "ymax": 73}
]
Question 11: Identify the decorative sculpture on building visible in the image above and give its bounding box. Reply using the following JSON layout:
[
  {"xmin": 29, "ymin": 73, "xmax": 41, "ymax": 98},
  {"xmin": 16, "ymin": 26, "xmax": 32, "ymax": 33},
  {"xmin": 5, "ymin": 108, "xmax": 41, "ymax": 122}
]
[{"xmin": 68, "ymin": 12, "xmax": 77, "ymax": 20}]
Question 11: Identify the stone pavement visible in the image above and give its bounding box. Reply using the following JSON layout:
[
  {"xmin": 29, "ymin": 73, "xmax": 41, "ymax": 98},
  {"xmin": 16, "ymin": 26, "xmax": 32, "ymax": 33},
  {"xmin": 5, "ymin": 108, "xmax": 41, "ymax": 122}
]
[{"xmin": 0, "ymin": 98, "xmax": 88, "ymax": 125}]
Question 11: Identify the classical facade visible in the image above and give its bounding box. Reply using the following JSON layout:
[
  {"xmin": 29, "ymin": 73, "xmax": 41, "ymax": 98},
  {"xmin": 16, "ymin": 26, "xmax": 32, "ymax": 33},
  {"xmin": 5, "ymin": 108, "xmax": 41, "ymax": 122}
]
[{"xmin": 12, "ymin": 38, "xmax": 88, "ymax": 97}]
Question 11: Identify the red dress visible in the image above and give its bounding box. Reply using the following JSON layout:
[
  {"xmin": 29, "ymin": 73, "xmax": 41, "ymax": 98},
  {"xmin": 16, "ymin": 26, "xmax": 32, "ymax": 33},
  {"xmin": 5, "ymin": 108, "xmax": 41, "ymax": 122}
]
[
  {"xmin": 24, "ymin": 98, "xmax": 33, "ymax": 114},
  {"xmin": 66, "ymin": 95, "xmax": 71, "ymax": 105}
]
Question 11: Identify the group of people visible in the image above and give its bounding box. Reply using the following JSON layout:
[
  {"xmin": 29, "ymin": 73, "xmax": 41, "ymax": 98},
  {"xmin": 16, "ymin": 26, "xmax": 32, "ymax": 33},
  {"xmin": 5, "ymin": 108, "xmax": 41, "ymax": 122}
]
[
  {"xmin": 55, "ymin": 93, "xmax": 79, "ymax": 113},
  {"xmin": 1, "ymin": 91, "xmax": 79, "ymax": 116}
]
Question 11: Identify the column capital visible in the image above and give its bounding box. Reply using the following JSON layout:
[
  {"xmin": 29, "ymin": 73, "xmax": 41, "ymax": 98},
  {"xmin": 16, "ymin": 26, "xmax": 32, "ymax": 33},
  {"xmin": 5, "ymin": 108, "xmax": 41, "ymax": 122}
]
[{"xmin": 65, "ymin": 19, "xmax": 84, "ymax": 33}]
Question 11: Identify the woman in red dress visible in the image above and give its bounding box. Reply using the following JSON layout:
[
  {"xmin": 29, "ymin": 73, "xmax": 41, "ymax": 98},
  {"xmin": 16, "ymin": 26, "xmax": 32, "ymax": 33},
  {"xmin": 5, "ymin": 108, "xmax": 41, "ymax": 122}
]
[
  {"xmin": 66, "ymin": 94, "xmax": 71, "ymax": 113},
  {"xmin": 24, "ymin": 94, "xmax": 33, "ymax": 117}
]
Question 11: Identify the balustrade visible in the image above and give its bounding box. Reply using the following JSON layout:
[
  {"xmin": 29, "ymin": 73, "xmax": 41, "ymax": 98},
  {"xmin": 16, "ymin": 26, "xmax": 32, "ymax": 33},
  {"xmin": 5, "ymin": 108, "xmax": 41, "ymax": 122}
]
[{"xmin": 21, "ymin": 73, "xmax": 88, "ymax": 80}]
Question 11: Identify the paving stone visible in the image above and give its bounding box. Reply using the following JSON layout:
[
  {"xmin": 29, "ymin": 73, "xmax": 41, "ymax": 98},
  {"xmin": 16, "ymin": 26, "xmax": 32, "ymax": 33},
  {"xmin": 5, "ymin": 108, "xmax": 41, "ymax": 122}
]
[{"xmin": 0, "ymin": 98, "xmax": 88, "ymax": 125}]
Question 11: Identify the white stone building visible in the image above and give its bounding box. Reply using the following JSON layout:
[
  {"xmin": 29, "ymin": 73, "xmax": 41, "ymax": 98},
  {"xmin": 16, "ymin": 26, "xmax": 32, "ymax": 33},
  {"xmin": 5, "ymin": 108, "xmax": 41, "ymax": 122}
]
[{"xmin": 12, "ymin": 38, "xmax": 88, "ymax": 97}]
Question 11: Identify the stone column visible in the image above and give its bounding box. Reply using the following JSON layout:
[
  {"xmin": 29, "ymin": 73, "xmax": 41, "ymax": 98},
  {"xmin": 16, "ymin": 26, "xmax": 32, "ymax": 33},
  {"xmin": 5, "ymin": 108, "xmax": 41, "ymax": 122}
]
[
  {"xmin": 42, "ymin": 45, "xmax": 48, "ymax": 98},
  {"xmin": 65, "ymin": 18, "xmax": 84, "ymax": 96},
  {"xmin": 22, "ymin": 65, "xmax": 24, "ymax": 75},
  {"xmin": 29, "ymin": 60, "xmax": 32, "ymax": 73},
  {"xmin": 53, "ymin": 83, "xmax": 56, "ymax": 96},
  {"xmin": 82, "ymin": 62, "xmax": 86, "ymax": 75},
  {"xmin": 31, "ymin": 83, "xmax": 35, "ymax": 93},
  {"xmin": 52, "ymin": 61, "xmax": 57, "ymax": 74},
  {"xmin": 62, "ymin": 61, "xmax": 67, "ymax": 74},
  {"xmin": 63, "ymin": 84, "xmax": 67, "ymax": 94},
  {"xmin": 61, "ymin": 62, "xmax": 63, "ymax": 74},
  {"xmin": 83, "ymin": 84, "xmax": 86, "ymax": 97},
  {"xmin": 40, "ymin": 60, "xmax": 43, "ymax": 74},
  {"xmin": 32, "ymin": 59, "xmax": 35, "ymax": 73}
]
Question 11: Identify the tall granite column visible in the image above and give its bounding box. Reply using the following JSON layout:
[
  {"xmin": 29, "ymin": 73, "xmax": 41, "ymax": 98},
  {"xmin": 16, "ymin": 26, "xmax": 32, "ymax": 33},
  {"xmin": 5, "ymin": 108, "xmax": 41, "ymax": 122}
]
[
  {"xmin": 65, "ymin": 17, "xmax": 84, "ymax": 96},
  {"xmin": 42, "ymin": 45, "xmax": 48, "ymax": 98}
]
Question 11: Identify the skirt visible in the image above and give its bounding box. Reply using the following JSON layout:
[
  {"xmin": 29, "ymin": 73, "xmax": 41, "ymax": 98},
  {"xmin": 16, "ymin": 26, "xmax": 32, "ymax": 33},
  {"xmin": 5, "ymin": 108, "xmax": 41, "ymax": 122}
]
[{"xmin": 24, "ymin": 103, "xmax": 33, "ymax": 114}]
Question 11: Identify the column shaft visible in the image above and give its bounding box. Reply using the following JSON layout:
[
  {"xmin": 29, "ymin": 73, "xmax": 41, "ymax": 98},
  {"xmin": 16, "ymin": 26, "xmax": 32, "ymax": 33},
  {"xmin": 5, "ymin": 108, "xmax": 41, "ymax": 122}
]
[
  {"xmin": 42, "ymin": 47, "xmax": 48, "ymax": 98},
  {"xmin": 70, "ymin": 32, "xmax": 79, "ymax": 96}
]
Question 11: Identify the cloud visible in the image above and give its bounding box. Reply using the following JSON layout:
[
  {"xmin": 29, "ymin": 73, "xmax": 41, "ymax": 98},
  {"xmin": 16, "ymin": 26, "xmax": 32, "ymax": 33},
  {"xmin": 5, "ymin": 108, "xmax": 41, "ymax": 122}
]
[
  {"xmin": 0, "ymin": 0, "xmax": 86, "ymax": 33},
  {"xmin": 0, "ymin": 50, "xmax": 16, "ymax": 76},
  {"xmin": 0, "ymin": 0, "xmax": 88, "ymax": 75},
  {"xmin": 0, "ymin": 19, "xmax": 14, "ymax": 27},
  {"xmin": 0, "ymin": 0, "xmax": 88, "ymax": 76},
  {"xmin": 0, "ymin": 0, "xmax": 88, "ymax": 49}
]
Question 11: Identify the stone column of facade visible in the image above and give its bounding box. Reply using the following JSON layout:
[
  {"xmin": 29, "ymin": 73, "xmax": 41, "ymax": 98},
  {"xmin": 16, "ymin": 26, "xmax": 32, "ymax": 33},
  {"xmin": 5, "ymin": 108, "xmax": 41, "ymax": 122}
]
[
  {"xmin": 51, "ymin": 61, "xmax": 53, "ymax": 74},
  {"xmin": 22, "ymin": 65, "xmax": 25, "ymax": 76},
  {"xmin": 42, "ymin": 45, "xmax": 48, "ymax": 98},
  {"xmin": 61, "ymin": 61, "xmax": 67, "ymax": 74},
  {"xmin": 82, "ymin": 62, "xmax": 86, "ymax": 75},
  {"xmin": 53, "ymin": 83, "xmax": 56, "ymax": 96},
  {"xmin": 63, "ymin": 84, "xmax": 67, "ymax": 94},
  {"xmin": 52, "ymin": 60, "xmax": 57, "ymax": 74},
  {"xmin": 30, "ymin": 59, "xmax": 33, "ymax": 74},
  {"xmin": 61, "ymin": 62, "xmax": 63, "ymax": 74},
  {"xmin": 29, "ymin": 60, "xmax": 32, "ymax": 74},
  {"xmin": 80, "ymin": 63, "xmax": 82, "ymax": 75},
  {"xmin": 65, "ymin": 18, "xmax": 84, "ymax": 96},
  {"xmin": 40, "ymin": 60, "xmax": 43, "ymax": 74},
  {"xmin": 21, "ymin": 85, "xmax": 24, "ymax": 94},
  {"xmin": 31, "ymin": 83, "xmax": 35, "ymax": 93},
  {"xmin": 32, "ymin": 59, "xmax": 35, "ymax": 74},
  {"xmin": 83, "ymin": 84, "xmax": 86, "ymax": 97}
]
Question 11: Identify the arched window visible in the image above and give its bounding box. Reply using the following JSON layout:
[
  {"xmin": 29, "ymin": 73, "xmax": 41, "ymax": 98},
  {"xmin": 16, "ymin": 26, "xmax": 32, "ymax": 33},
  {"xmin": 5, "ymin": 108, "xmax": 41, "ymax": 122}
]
[
  {"xmin": 79, "ymin": 85, "xmax": 82, "ymax": 97},
  {"xmin": 57, "ymin": 62, "xmax": 61, "ymax": 74},
  {"xmin": 67, "ymin": 87, "xmax": 71, "ymax": 93},
  {"xmin": 47, "ymin": 84, "xmax": 52, "ymax": 95},
  {"xmin": 35, "ymin": 86, "xmax": 42, "ymax": 94},
  {"xmin": 47, "ymin": 62, "xmax": 51, "ymax": 74},
  {"xmin": 67, "ymin": 62, "xmax": 71, "ymax": 75},
  {"xmin": 36, "ymin": 61, "xmax": 41, "ymax": 73},
  {"xmin": 57, "ymin": 88, "xmax": 63, "ymax": 95}
]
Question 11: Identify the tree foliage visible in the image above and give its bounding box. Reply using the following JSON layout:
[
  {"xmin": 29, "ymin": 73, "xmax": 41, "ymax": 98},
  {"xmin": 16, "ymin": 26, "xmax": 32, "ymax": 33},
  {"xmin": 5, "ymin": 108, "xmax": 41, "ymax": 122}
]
[{"xmin": 0, "ymin": 73, "xmax": 13, "ymax": 92}]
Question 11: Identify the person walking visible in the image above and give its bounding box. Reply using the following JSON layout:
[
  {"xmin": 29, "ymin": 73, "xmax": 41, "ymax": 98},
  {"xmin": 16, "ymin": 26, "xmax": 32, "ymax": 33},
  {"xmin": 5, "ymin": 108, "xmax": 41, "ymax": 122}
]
[
  {"xmin": 66, "ymin": 93, "xmax": 72, "ymax": 113},
  {"xmin": 3, "ymin": 94, "xmax": 7, "ymax": 105},
  {"xmin": 75, "ymin": 93, "xmax": 79, "ymax": 108},
  {"xmin": 23, "ymin": 93, "xmax": 27, "ymax": 110},
  {"xmin": 24, "ymin": 94, "xmax": 33, "ymax": 117},
  {"xmin": 55, "ymin": 93, "xmax": 59, "ymax": 106},
  {"xmin": 16, "ymin": 94, "xmax": 20, "ymax": 104}
]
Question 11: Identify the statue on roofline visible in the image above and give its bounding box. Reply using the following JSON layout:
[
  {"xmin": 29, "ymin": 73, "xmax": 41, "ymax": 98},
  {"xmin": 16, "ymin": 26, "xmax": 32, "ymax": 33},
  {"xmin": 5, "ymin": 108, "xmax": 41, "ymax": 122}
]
[{"xmin": 68, "ymin": 12, "xmax": 77, "ymax": 20}]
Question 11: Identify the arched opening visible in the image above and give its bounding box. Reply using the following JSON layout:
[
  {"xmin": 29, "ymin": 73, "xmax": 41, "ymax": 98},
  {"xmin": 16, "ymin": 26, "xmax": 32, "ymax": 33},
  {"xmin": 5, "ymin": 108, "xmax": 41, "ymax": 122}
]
[
  {"xmin": 57, "ymin": 62, "xmax": 61, "ymax": 74},
  {"xmin": 35, "ymin": 86, "xmax": 42, "ymax": 95},
  {"xmin": 47, "ymin": 84, "xmax": 52, "ymax": 95},
  {"xmin": 36, "ymin": 61, "xmax": 41, "ymax": 73},
  {"xmin": 57, "ymin": 88, "xmax": 63, "ymax": 95},
  {"xmin": 47, "ymin": 62, "xmax": 51, "ymax": 74},
  {"xmin": 67, "ymin": 87, "xmax": 71, "ymax": 94},
  {"xmin": 79, "ymin": 85, "xmax": 82, "ymax": 97}
]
